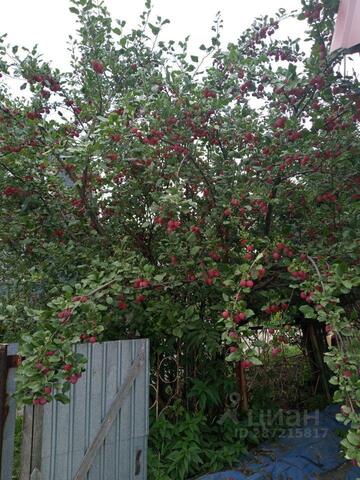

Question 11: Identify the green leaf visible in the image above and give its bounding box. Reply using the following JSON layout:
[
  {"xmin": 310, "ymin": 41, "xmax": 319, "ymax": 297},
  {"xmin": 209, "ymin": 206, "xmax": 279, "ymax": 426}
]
[
  {"xmin": 172, "ymin": 326, "xmax": 183, "ymax": 338},
  {"xmin": 191, "ymin": 246, "xmax": 201, "ymax": 256},
  {"xmin": 248, "ymin": 357, "xmax": 262, "ymax": 366},
  {"xmin": 154, "ymin": 273, "xmax": 166, "ymax": 282},
  {"xmin": 299, "ymin": 305, "xmax": 316, "ymax": 319},
  {"xmin": 342, "ymin": 280, "xmax": 353, "ymax": 289},
  {"xmin": 69, "ymin": 6, "xmax": 79, "ymax": 14},
  {"xmin": 347, "ymin": 431, "xmax": 360, "ymax": 446},
  {"xmin": 149, "ymin": 24, "xmax": 160, "ymax": 35},
  {"xmin": 54, "ymin": 393, "xmax": 70, "ymax": 404}
]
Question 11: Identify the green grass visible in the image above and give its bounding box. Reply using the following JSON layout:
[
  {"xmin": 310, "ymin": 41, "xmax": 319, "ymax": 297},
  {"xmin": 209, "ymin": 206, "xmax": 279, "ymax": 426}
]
[{"xmin": 12, "ymin": 414, "xmax": 23, "ymax": 479}]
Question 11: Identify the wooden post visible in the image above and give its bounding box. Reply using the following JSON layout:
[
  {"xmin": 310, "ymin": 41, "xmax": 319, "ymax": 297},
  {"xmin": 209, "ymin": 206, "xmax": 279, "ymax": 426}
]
[
  {"xmin": 0, "ymin": 344, "xmax": 8, "ymax": 472},
  {"xmin": 308, "ymin": 323, "xmax": 331, "ymax": 402},
  {"xmin": 236, "ymin": 362, "xmax": 249, "ymax": 412},
  {"xmin": 20, "ymin": 405, "xmax": 44, "ymax": 480}
]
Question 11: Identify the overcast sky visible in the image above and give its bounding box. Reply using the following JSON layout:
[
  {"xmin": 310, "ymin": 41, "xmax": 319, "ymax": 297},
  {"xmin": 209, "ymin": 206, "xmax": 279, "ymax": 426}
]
[{"xmin": 1, "ymin": 0, "xmax": 306, "ymax": 70}]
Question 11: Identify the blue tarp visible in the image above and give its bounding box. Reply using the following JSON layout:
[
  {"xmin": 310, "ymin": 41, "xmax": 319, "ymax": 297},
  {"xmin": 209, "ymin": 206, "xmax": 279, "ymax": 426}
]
[{"xmin": 199, "ymin": 405, "xmax": 360, "ymax": 480}]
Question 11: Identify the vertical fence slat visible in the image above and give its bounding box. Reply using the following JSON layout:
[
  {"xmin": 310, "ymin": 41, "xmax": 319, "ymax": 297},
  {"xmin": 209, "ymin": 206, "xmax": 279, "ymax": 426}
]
[
  {"xmin": 0, "ymin": 344, "xmax": 7, "ymax": 480},
  {"xmin": 20, "ymin": 405, "xmax": 44, "ymax": 480},
  {"xmin": 20, "ymin": 406, "xmax": 35, "ymax": 480},
  {"xmin": 71, "ymin": 343, "xmax": 89, "ymax": 479},
  {"xmin": 103, "ymin": 341, "xmax": 117, "ymax": 480},
  {"xmin": 32, "ymin": 406, "xmax": 44, "ymax": 474},
  {"xmin": 88, "ymin": 342, "xmax": 104, "ymax": 480},
  {"xmin": 1, "ymin": 344, "xmax": 19, "ymax": 480},
  {"xmin": 118, "ymin": 341, "xmax": 132, "ymax": 479},
  {"xmin": 133, "ymin": 339, "xmax": 149, "ymax": 479}
]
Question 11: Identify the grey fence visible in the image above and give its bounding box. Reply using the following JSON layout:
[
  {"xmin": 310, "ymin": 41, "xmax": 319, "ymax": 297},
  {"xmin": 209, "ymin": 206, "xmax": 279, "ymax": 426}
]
[
  {"xmin": 0, "ymin": 343, "xmax": 19, "ymax": 480},
  {"xmin": 1, "ymin": 339, "xmax": 149, "ymax": 480}
]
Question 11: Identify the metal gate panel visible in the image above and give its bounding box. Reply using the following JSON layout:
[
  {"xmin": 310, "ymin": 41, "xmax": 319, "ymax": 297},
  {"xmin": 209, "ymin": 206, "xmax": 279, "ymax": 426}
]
[{"xmin": 36, "ymin": 338, "xmax": 148, "ymax": 480}]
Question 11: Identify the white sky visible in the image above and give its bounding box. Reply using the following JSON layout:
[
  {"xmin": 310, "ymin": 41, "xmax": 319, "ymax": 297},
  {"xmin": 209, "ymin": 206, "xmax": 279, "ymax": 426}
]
[{"xmin": 1, "ymin": 0, "xmax": 305, "ymax": 70}]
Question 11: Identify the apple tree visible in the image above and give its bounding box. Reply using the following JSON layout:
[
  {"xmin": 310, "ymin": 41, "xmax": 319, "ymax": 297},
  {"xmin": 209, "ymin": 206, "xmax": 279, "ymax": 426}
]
[{"xmin": 0, "ymin": 0, "xmax": 359, "ymax": 465}]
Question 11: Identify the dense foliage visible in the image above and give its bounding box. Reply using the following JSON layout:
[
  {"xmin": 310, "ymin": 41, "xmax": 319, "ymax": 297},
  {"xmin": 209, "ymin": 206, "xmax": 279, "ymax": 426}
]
[{"xmin": 0, "ymin": 0, "xmax": 359, "ymax": 473}]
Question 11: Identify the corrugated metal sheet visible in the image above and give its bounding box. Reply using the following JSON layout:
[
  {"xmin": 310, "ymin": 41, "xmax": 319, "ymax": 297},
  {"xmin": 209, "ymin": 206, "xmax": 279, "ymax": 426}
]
[
  {"xmin": 1, "ymin": 343, "xmax": 18, "ymax": 480},
  {"xmin": 39, "ymin": 338, "xmax": 149, "ymax": 480}
]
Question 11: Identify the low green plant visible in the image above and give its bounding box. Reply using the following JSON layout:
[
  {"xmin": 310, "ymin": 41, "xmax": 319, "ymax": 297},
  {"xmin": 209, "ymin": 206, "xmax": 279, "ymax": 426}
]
[{"xmin": 148, "ymin": 402, "xmax": 248, "ymax": 480}]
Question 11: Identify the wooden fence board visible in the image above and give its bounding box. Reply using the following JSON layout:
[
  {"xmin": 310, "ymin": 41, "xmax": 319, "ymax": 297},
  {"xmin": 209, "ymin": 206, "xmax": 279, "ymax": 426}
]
[{"xmin": 1, "ymin": 343, "xmax": 18, "ymax": 480}]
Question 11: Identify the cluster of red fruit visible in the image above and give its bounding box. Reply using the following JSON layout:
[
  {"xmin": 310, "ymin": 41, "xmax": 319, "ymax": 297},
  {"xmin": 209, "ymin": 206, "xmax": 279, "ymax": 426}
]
[
  {"xmin": 57, "ymin": 308, "xmax": 73, "ymax": 323},
  {"xmin": 273, "ymin": 116, "xmax": 286, "ymax": 129},
  {"xmin": 2, "ymin": 185, "xmax": 23, "ymax": 197},
  {"xmin": 32, "ymin": 385, "xmax": 52, "ymax": 405},
  {"xmin": 33, "ymin": 355, "xmax": 84, "ymax": 404},
  {"xmin": 241, "ymin": 243, "xmax": 255, "ymax": 262},
  {"xmin": 110, "ymin": 133, "xmax": 121, "ymax": 143},
  {"xmin": 190, "ymin": 225, "xmax": 201, "ymax": 235},
  {"xmin": 316, "ymin": 192, "xmax": 337, "ymax": 203},
  {"xmin": 80, "ymin": 334, "xmax": 97, "ymax": 343},
  {"xmin": 133, "ymin": 278, "xmax": 151, "ymax": 289},
  {"xmin": 113, "ymin": 172, "xmax": 125, "ymax": 184},
  {"xmin": 0, "ymin": 144, "xmax": 24, "ymax": 154},
  {"xmin": 267, "ymin": 48, "xmax": 297, "ymax": 63},
  {"xmin": 91, "ymin": 59, "xmax": 105, "ymax": 74},
  {"xmin": 303, "ymin": 3, "xmax": 322, "ymax": 23},
  {"xmin": 237, "ymin": 80, "xmax": 254, "ymax": 97},
  {"xmin": 279, "ymin": 153, "xmax": 311, "ymax": 168},
  {"xmin": 227, "ymin": 350, "xmax": 254, "ymax": 370},
  {"xmin": 309, "ymin": 75, "xmax": 326, "ymax": 90},
  {"xmin": 142, "ymin": 129, "xmax": 164, "ymax": 146},
  {"xmin": 243, "ymin": 131, "xmax": 256, "ymax": 144},
  {"xmin": 289, "ymin": 270, "xmax": 309, "ymax": 282},
  {"xmin": 272, "ymin": 243, "xmax": 294, "ymax": 261},
  {"xmin": 204, "ymin": 269, "xmax": 221, "ymax": 286},
  {"xmin": 63, "ymin": 125, "xmax": 80, "ymax": 138},
  {"xmin": 132, "ymin": 278, "xmax": 151, "ymax": 303},
  {"xmin": 117, "ymin": 294, "xmax": 127, "ymax": 310},
  {"xmin": 66, "ymin": 372, "xmax": 82, "ymax": 385},
  {"xmin": 239, "ymin": 279, "xmax": 254, "ymax": 288},
  {"xmin": 26, "ymin": 111, "xmax": 43, "ymax": 120},
  {"xmin": 71, "ymin": 198, "xmax": 85, "ymax": 214},
  {"xmin": 254, "ymin": 22, "xmax": 278, "ymax": 42},
  {"xmin": 166, "ymin": 219, "xmax": 181, "ymax": 234},
  {"xmin": 52, "ymin": 229, "xmax": 65, "ymax": 239},
  {"xmin": 64, "ymin": 99, "xmax": 81, "ymax": 116},
  {"xmin": 154, "ymin": 216, "xmax": 182, "ymax": 234},
  {"xmin": 222, "ymin": 310, "xmax": 247, "ymax": 324},
  {"xmin": 171, "ymin": 143, "xmax": 190, "ymax": 155},
  {"xmin": 251, "ymin": 198, "xmax": 268, "ymax": 216},
  {"xmin": 300, "ymin": 291, "xmax": 314, "ymax": 303},
  {"xmin": 264, "ymin": 303, "xmax": 289, "ymax": 314},
  {"xmin": 29, "ymin": 73, "xmax": 61, "ymax": 92},
  {"xmin": 203, "ymin": 87, "xmax": 216, "ymax": 99}
]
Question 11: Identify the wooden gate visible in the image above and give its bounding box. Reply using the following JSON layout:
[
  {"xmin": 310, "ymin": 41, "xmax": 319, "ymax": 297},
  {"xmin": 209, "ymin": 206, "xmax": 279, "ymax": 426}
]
[{"xmin": 1, "ymin": 339, "xmax": 149, "ymax": 480}]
